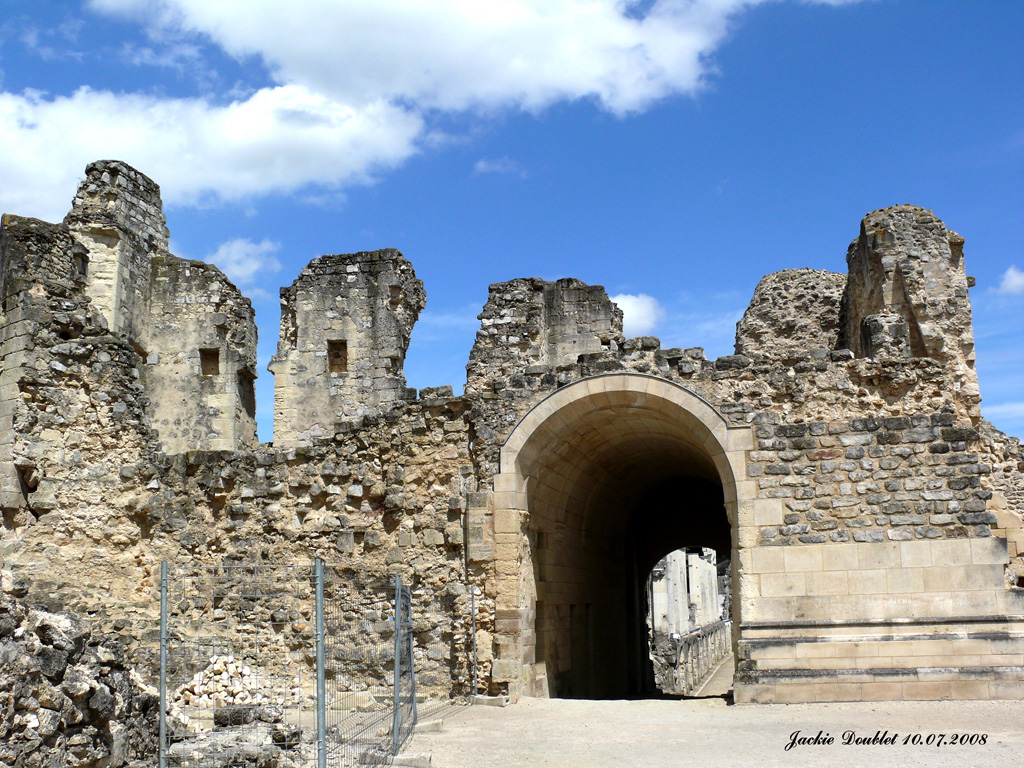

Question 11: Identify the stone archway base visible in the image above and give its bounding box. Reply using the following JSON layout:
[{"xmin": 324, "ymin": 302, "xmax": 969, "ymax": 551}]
[{"xmin": 468, "ymin": 374, "xmax": 1024, "ymax": 703}]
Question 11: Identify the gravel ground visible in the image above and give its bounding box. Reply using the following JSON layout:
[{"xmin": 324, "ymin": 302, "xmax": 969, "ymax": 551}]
[{"xmin": 411, "ymin": 696, "xmax": 1024, "ymax": 768}]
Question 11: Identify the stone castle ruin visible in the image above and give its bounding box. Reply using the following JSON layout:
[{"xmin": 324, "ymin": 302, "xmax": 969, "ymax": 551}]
[{"xmin": 1, "ymin": 159, "xmax": 1023, "ymax": 763}]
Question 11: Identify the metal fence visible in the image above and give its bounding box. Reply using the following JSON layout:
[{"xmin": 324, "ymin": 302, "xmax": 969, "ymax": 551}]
[
  {"xmin": 321, "ymin": 573, "xmax": 414, "ymax": 765},
  {"xmin": 159, "ymin": 562, "xmax": 319, "ymax": 768},
  {"xmin": 673, "ymin": 619, "xmax": 732, "ymax": 696},
  {"xmin": 159, "ymin": 561, "xmax": 463, "ymax": 768}
]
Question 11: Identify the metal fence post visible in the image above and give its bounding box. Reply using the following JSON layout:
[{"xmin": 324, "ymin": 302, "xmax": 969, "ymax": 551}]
[
  {"xmin": 409, "ymin": 599, "xmax": 417, "ymax": 729},
  {"xmin": 470, "ymin": 586, "xmax": 478, "ymax": 696},
  {"xmin": 159, "ymin": 561, "xmax": 167, "ymax": 768},
  {"xmin": 392, "ymin": 574, "xmax": 403, "ymax": 756},
  {"xmin": 315, "ymin": 559, "xmax": 327, "ymax": 768}
]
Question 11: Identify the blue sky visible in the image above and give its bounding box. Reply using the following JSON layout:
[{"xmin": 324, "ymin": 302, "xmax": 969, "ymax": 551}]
[{"xmin": 1, "ymin": 0, "xmax": 1021, "ymax": 442}]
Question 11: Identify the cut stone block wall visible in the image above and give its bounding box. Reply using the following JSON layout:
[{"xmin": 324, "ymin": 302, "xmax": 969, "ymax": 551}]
[{"xmin": 736, "ymin": 536, "xmax": 1024, "ymax": 703}]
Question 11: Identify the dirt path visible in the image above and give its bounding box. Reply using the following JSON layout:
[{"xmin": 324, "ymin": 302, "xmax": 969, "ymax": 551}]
[{"xmin": 412, "ymin": 697, "xmax": 1024, "ymax": 768}]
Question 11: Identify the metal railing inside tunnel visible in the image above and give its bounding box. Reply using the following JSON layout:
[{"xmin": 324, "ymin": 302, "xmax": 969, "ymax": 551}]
[{"xmin": 673, "ymin": 620, "xmax": 732, "ymax": 696}]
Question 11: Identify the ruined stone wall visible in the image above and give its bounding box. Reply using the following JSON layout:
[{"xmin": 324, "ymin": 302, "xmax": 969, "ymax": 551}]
[
  {"xmin": 146, "ymin": 256, "xmax": 258, "ymax": 453},
  {"xmin": 735, "ymin": 269, "xmax": 846, "ymax": 360},
  {"xmin": 0, "ymin": 212, "xmax": 159, "ymax": 563},
  {"xmin": 465, "ymin": 277, "xmax": 623, "ymax": 397},
  {"xmin": 0, "ymin": 166, "xmax": 259, "ymax": 700},
  {"xmin": 146, "ymin": 388, "xmax": 482, "ymax": 693},
  {"xmin": 976, "ymin": 419, "xmax": 1024, "ymax": 585},
  {"xmin": 464, "ymin": 282, "xmax": 1020, "ymax": 575},
  {"xmin": 0, "ymin": 167, "xmax": 482, "ymax": 732},
  {"xmin": 2, "ymin": 161, "xmax": 1023, "ymax": 718},
  {"xmin": 270, "ymin": 250, "xmax": 425, "ymax": 446},
  {"xmin": 0, "ymin": 215, "xmax": 81, "ymax": 515},
  {"xmin": 464, "ymin": 213, "xmax": 1016, "ymax": 544},
  {"xmin": 0, "ymin": 583, "xmax": 158, "ymax": 768},
  {"xmin": 63, "ymin": 160, "xmax": 168, "ymax": 342},
  {"xmin": 0, "ymin": 213, "xmax": 164, "ymax": 633}
]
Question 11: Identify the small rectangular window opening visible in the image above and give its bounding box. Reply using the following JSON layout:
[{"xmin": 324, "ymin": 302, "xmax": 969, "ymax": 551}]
[
  {"xmin": 328, "ymin": 340, "xmax": 348, "ymax": 375},
  {"xmin": 74, "ymin": 254, "xmax": 89, "ymax": 280},
  {"xmin": 237, "ymin": 369, "xmax": 256, "ymax": 418},
  {"xmin": 200, "ymin": 348, "xmax": 220, "ymax": 376}
]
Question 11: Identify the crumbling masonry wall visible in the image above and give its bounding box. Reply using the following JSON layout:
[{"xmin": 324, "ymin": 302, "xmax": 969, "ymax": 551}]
[
  {"xmin": 466, "ymin": 277, "xmax": 623, "ymax": 396},
  {"xmin": 0, "ymin": 158, "xmax": 1022, "ymax": 766},
  {"xmin": 842, "ymin": 207, "xmax": 978, "ymax": 390},
  {"xmin": 0, "ymin": 585, "xmax": 158, "ymax": 768},
  {"xmin": 63, "ymin": 160, "xmax": 167, "ymax": 341},
  {"xmin": 735, "ymin": 269, "xmax": 846, "ymax": 360},
  {"xmin": 146, "ymin": 256, "xmax": 258, "ymax": 452},
  {"xmin": 53, "ymin": 160, "xmax": 258, "ymax": 456},
  {"xmin": 270, "ymin": 250, "xmax": 425, "ymax": 446}
]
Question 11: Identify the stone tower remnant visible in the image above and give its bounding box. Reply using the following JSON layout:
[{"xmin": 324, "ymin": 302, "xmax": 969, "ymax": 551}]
[
  {"xmin": 0, "ymin": 159, "xmax": 257, "ymax": 493},
  {"xmin": 63, "ymin": 159, "xmax": 169, "ymax": 339},
  {"xmin": 466, "ymin": 277, "xmax": 624, "ymax": 395},
  {"xmin": 269, "ymin": 249, "xmax": 425, "ymax": 445},
  {"xmin": 842, "ymin": 206, "xmax": 978, "ymax": 401}
]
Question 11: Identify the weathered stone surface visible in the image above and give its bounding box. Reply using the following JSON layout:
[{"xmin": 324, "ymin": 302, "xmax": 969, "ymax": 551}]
[
  {"xmin": 735, "ymin": 269, "xmax": 846, "ymax": 361},
  {"xmin": 269, "ymin": 249, "xmax": 425, "ymax": 445},
  {"xmin": 0, "ymin": 591, "xmax": 157, "ymax": 768},
  {"xmin": 466, "ymin": 277, "xmax": 623, "ymax": 395},
  {"xmin": 1, "ymin": 159, "xmax": 1022, "ymax": 730},
  {"xmin": 842, "ymin": 205, "xmax": 978, "ymax": 405}
]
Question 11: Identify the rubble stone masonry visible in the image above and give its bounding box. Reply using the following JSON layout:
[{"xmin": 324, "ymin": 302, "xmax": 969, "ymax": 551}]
[{"xmin": 1, "ymin": 161, "xmax": 1022, "ymax": 765}]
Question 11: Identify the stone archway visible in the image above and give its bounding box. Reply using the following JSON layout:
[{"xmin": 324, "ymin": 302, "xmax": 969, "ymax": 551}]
[{"xmin": 487, "ymin": 374, "xmax": 755, "ymax": 699}]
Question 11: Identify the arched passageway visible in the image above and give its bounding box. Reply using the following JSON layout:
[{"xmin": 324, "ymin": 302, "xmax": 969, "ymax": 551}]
[{"xmin": 493, "ymin": 375, "xmax": 751, "ymax": 700}]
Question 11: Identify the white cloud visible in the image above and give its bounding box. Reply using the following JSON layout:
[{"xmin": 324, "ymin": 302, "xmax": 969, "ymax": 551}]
[
  {"xmin": 121, "ymin": 40, "xmax": 202, "ymax": 70},
  {"xmin": 89, "ymin": 0, "xmax": 770, "ymax": 114},
  {"xmin": 0, "ymin": 0, "xmax": 860, "ymax": 217},
  {"xmin": 996, "ymin": 265, "xmax": 1024, "ymax": 295},
  {"xmin": 611, "ymin": 293, "xmax": 666, "ymax": 337},
  {"xmin": 474, "ymin": 157, "xmax": 525, "ymax": 176},
  {"xmin": 207, "ymin": 237, "xmax": 281, "ymax": 289},
  {"xmin": 0, "ymin": 85, "xmax": 424, "ymax": 221},
  {"xmin": 19, "ymin": 24, "xmax": 84, "ymax": 62},
  {"xmin": 119, "ymin": 41, "xmax": 222, "ymax": 91},
  {"xmin": 87, "ymin": 0, "xmax": 864, "ymax": 113}
]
